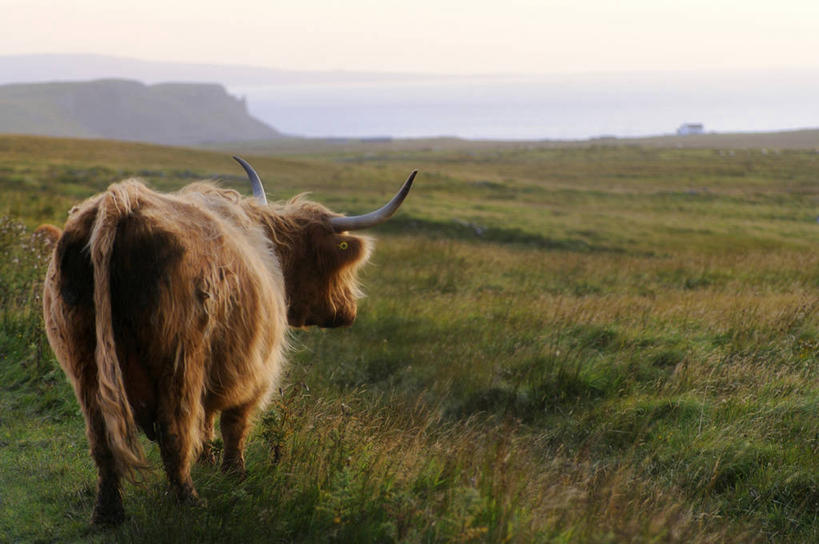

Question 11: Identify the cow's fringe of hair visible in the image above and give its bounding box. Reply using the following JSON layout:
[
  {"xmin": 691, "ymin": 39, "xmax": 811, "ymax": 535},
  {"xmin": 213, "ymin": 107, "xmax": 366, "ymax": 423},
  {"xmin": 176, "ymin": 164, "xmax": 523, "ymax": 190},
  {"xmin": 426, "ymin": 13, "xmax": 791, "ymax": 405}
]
[
  {"xmin": 245, "ymin": 194, "xmax": 373, "ymax": 311},
  {"xmin": 246, "ymin": 194, "xmax": 321, "ymax": 247},
  {"xmin": 88, "ymin": 183, "xmax": 149, "ymax": 482}
]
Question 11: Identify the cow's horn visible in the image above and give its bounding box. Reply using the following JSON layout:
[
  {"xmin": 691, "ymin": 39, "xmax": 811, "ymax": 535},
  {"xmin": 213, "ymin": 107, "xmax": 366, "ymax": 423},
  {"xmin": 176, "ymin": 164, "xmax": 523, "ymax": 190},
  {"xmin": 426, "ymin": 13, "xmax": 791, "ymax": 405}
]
[
  {"xmin": 330, "ymin": 171, "xmax": 417, "ymax": 232},
  {"xmin": 233, "ymin": 156, "xmax": 267, "ymax": 204}
]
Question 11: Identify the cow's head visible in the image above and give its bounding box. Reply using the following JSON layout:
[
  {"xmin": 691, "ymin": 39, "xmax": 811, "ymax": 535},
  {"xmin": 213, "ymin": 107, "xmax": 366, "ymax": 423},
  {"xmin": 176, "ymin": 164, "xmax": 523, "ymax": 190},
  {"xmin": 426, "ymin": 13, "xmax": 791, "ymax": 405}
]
[{"xmin": 235, "ymin": 157, "xmax": 415, "ymax": 328}]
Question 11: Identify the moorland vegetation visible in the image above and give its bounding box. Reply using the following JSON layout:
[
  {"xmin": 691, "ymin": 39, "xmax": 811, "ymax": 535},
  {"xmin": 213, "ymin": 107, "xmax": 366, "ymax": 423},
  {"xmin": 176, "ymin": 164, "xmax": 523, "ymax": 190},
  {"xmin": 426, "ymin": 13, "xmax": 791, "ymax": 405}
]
[{"xmin": 0, "ymin": 135, "xmax": 816, "ymax": 542}]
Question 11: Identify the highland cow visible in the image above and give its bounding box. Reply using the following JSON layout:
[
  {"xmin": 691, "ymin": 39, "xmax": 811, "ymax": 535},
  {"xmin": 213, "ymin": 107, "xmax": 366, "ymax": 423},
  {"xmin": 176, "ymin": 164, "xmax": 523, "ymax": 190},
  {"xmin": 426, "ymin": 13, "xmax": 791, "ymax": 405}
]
[{"xmin": 42, "ymin": 157, "xmax": 416, "ymax": 524}]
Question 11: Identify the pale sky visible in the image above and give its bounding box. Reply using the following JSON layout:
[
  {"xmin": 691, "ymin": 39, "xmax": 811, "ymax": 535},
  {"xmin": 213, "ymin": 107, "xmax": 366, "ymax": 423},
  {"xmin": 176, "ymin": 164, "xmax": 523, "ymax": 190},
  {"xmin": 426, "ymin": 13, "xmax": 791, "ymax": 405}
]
[{"xmin": 2, "ymin": 0, "xmax": 818, "ymax": 74}]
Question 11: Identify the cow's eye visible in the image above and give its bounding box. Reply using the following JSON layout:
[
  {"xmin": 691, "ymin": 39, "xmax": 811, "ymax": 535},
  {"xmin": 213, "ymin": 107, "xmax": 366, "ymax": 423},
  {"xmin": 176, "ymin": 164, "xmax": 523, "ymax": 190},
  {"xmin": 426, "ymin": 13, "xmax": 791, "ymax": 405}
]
[{"xmin": 338, "ymin": 241, "xmax": 349, "ymax": 250}]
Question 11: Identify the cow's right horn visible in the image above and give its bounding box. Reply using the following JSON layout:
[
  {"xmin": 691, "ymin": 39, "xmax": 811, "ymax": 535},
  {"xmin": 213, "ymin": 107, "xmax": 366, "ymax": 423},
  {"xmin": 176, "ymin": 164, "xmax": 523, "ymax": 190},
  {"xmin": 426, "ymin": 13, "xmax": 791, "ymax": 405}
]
[
  {"xmin": 233, "ymin": 156, "xmax": 267, "ymax": 204},
  {"xmin": 329, "ymin": 170, "xmax": 417, "ymax": 232}
]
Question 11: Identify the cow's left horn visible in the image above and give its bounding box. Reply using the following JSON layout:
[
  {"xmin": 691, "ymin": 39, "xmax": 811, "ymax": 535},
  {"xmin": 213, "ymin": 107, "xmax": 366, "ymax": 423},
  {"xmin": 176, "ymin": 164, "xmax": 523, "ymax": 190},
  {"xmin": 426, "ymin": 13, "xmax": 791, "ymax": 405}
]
[
  {"xmin": 233, "ymin": 156, "xmax": 267, "ymax": 204},
  {"xmin": 330, "ymin": 170, "xmax": 417, "ymax": 232}
]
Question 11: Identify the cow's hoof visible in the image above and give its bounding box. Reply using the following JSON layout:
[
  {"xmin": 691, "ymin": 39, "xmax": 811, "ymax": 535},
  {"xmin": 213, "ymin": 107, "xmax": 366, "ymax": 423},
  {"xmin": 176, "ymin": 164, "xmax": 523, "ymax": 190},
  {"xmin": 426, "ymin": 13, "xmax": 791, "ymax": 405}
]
[
  {"xmin": 172, "ymin": 482, "xmax": 205, "ymax": 507},
  {"xmin": 179, "ymin": 492, "xmax": 206, "ymax": 508},
  {"xmin": 198, "ymin": 447, "xmax": 217, "ymax": 466},
  {"xmin": 221, "ymin": 455, "xmax": 247, "ymax": 480},
  {"xmin": 221, "ymin": 464, "xmax": 247, "ymax": 481},
  {"xmin": 91, "ymin": 504, "xmax": 125, "ymax": 526}
]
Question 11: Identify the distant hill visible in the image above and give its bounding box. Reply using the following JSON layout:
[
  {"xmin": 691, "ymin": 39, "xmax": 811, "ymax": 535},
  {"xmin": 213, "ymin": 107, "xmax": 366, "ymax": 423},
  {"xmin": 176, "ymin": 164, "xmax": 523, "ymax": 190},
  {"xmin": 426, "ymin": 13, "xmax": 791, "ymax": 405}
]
[
  {"xmin": 213, "ymin": 128, "xmax": 819, "ymax": 156},
  {"xmin": 0, "ymin": 79, "xmax": 281, "ymax": 145},
  {"xmin": 0, "ymin": 54, "xmax": 429, "ymax": 86}
]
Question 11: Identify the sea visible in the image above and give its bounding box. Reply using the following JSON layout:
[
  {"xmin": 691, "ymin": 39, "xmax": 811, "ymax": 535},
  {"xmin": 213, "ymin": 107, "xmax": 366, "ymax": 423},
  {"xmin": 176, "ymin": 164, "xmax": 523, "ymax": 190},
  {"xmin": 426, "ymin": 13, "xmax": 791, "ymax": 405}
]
[{"xmin": 230, "ymin": 71, "xmax": 819, "ymax": 140}]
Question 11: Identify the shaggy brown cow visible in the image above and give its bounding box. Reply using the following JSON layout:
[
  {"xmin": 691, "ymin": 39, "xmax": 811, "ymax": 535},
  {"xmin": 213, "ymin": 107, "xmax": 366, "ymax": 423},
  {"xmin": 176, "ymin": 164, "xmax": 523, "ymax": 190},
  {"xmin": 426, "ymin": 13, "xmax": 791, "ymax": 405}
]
[{"xmin": 42, "ymin": 157, "xmax": 416, "ymax": 524}]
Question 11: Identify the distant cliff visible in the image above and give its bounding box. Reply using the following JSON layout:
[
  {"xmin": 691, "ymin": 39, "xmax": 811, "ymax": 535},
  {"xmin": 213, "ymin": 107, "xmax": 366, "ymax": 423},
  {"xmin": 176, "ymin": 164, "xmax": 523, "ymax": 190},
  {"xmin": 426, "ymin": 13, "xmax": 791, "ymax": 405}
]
[{"xmin": 0, "ymin": 79, "xmax": 281, "ymax": 145}]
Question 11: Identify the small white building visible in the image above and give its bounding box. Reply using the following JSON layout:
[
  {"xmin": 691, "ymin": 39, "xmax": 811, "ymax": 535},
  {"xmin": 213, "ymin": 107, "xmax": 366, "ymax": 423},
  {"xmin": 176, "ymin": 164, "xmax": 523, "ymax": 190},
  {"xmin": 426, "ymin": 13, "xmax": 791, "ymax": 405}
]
[{"xmin": 677, "ymin": 123, "xmax": 704, "ymax": 135}]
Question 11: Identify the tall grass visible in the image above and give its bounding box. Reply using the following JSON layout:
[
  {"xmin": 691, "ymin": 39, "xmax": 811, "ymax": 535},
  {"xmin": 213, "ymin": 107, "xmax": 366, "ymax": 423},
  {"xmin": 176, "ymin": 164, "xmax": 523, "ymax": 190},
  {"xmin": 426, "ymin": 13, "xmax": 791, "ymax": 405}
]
[{"xmin": 0, "ymin": 217, "xmax": 74, "ymax": 417}]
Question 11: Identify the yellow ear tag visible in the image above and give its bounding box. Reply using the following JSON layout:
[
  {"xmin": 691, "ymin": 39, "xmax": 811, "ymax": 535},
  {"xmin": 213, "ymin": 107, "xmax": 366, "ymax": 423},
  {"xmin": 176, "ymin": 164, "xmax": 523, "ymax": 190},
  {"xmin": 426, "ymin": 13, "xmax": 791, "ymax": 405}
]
[{"xmin": 338, "ymin": 241, "xmax": 349, "ymax": 250}]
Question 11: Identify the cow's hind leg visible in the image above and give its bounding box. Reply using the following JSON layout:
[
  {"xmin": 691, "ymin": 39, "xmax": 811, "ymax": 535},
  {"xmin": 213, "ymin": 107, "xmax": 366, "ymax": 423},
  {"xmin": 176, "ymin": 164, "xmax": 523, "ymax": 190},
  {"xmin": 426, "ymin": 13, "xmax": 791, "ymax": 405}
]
[
  {"xmin": 74, "ymin": 373, "xmax": 124, "ymax": 524},
  {"xmin": 156, "ymin": 412, "xmax": 200, "ymax": 504},
  {"xmin": 220, "ymin": 402, "xmax": 256, "ymax": 477},
  {"xmin": 86, "ymin": 402, "xmax": 125, "ymax": 525},
  {"xmin": 54, "ymin": 309, "xmax": 124, "ymax": 524},
  {"xmin": 155, "ymin": 365, "xmax": 206, "ymax": 504},
  {"xmin": 198, "ymin": 408, "xmax": 218, "ymax": 466}
]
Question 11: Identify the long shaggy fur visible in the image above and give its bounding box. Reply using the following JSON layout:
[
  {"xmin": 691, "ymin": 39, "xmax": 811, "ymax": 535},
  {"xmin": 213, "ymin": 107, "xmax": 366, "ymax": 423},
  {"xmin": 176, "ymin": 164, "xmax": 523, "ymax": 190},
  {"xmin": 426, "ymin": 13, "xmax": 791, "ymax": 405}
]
[
  {"xmin": 43, "ymin": 178, "xmax": 370, "ymax": 522},
  {"xmin": 89, "ymin": 186, "xmax": 148, "ymax": 479}
]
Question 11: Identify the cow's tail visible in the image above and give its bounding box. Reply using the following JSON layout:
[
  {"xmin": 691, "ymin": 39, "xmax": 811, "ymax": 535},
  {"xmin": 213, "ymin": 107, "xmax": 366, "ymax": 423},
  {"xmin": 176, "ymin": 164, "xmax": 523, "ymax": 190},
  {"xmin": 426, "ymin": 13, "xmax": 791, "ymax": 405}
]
[{"xmin": 88, "ymin": 184, "xmax": 148, "ymax": 481}]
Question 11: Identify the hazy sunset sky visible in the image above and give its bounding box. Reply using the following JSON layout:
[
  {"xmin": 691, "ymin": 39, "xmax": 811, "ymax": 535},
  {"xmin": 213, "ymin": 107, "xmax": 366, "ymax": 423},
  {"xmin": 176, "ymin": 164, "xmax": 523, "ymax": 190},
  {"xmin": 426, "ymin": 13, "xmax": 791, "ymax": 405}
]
[{"xmin": 2, "ymin": 0, "xmax": 818, "ymax": 74}]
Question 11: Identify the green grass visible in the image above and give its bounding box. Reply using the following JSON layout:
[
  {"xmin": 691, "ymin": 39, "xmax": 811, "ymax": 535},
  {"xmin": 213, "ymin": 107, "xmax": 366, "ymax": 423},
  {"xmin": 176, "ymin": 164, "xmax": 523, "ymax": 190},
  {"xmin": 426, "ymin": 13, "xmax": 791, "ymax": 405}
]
[{"xmin": 0, "ymin": 134, "xmax": 817, "ymax": 542}]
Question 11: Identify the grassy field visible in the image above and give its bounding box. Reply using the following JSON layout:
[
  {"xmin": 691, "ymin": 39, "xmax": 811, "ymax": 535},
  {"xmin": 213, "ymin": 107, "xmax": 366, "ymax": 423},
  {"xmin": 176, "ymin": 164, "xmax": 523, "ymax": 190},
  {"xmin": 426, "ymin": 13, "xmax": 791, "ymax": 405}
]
[
  {"xmin": 206, "ymin": 128, "xmax": 819, "ymax": 157},
  {"xmin": 0, "ymin": 134, "xmax": 817, "ymax": 543}
]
